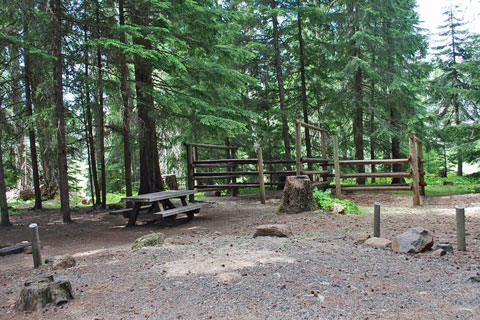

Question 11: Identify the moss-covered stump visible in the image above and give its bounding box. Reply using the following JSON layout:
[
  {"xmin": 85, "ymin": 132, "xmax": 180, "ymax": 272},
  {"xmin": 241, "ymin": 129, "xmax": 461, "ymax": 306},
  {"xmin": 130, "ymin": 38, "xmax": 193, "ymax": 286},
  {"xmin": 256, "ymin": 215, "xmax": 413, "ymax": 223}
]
[
  {"xmin": 15, "ymin": 275, "xmax": 74, "ymax": 312},
  {"xmin": 278, "ymin": 175, "xmax": 316, "ymax": 214}
]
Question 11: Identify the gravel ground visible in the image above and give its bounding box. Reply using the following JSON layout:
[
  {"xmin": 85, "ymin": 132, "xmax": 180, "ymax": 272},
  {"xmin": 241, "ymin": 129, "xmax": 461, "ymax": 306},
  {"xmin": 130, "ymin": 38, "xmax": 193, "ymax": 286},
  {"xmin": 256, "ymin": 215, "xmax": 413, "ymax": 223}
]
[{"xmin": 1, "ymin": 192, "xmax": 480, "ymax": 319}]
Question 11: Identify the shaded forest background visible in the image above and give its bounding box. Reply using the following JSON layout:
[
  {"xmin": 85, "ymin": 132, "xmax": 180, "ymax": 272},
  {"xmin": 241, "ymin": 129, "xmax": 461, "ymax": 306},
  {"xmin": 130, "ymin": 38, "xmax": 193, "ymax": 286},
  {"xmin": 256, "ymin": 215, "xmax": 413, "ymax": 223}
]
[{"xmin": 0, "ymin": 0, "xmax": 479, "ymax": 224}]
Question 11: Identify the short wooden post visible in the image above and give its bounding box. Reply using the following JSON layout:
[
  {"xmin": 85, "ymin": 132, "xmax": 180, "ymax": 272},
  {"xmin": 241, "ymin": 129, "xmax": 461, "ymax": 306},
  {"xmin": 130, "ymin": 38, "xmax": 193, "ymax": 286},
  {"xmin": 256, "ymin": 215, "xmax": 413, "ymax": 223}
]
[
  {"xmin": 321, "ymin": 131, "xmax": 328, "ymax": 183},
  {"xmin": 257, "ymin": 147, "xmax": 266, "ymax": 204},
  {"xmin": 29, "ymin": 223, "xmax": 42, "ymax": 268},
  {"xmin": 456, "ymin": 205, "xmax": 466, "ymax": 251},
  {"xmin": 409, "ymin": 134, "xmax": 420, "ymax": 206},
  {"xmin": 186, "ymin": 144, "xmax": 195, "ymax": 202},
  {"xmin": 416, "ymin": 140, "xmax": 426, "ymax": 196},
  {"xmin": 373, "ymin": 202, "xmax": 380, "ymax": 237},
  {"xmin": 295, "ymin": 121, "xmax": 302, "ymax": 175},
  {"xmin": 333, "ymin": 136, "xmax": 342, "ymax": 198},
  {"xmin": 225, "ymin": 138, "xmax": 233, "ymax": 196}
]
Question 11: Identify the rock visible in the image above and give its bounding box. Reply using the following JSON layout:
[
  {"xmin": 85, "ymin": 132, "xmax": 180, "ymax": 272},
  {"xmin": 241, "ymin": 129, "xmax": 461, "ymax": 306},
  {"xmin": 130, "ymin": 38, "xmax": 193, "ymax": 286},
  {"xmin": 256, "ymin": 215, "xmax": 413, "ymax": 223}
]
[
  {"xmin": 45, "ymin": 255, "xmax": 76, "ymax": 270},
  {"xmin": 433, "ymin": 249, "xmax": 446, "ymax": 256},
  {"xmin": 278, "ymin": 175, "xmax": 316, "ymax": 214},
  {"xmin": 434, "ymin": 243, "xmax": 453, "ymax": 253},
  {"xmin": 253, "ymin": 224, "xmax": 293, "ymax": 238},
  {"xmin": 81, "ymin": 198, "xmax": 92, "ymax": 205},
  {"xmin": 468, "ymin": 276, "xmax": 480, "ymax": 283},
  {"xmin": 132, "ymin": 233, "xmax": 165, "ymax": 250},
  {"xmin": 333, "ymin": 203, "xmax": 345, "ymax": 214},
  {"xmin": 217, "ymin": 272, "xmax": 242, "ymax": 282},
  {"xmin": 392, "ymin": 227, "xmax": 434, "ymax": 253},
  {"xmin": 364, "ymin": 237, "xmax": 392, "ymax": 249},
  {"xmin": 162, "ymin": 174, "xmax": 178, "ymax": 190},
  {"xmin": 18, "ymin": 189, "xmax": 35, "ymax": 201},
  {"xmin": 355, "ymin": 234, "xmax": 371, "ymax": 244},
  {"xmin": 15, "ymin": 275, "xmax": 73, "ymax": 312}
]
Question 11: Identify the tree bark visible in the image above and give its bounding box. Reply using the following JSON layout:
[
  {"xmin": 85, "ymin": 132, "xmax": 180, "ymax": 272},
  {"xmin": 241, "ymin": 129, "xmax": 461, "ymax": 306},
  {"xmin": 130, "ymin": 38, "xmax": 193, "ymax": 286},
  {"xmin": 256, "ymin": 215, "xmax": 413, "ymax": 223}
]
[
  {"xmin": 132, "ymin": 2, "xmax": 164, "ymax": 194},
  {"xmin": 390, "ymin": 109, "xmax": 405, "ymax": 184},
  {"xmin": 271, "ymin": 0, "xmax": 292, "ymax": 165},
  {"xmin": 96, "ymin": 0, "xmax": 107, "ymax": 209},
  {"xmin": 119, "ymin": 0, "xmax": 133, "ymax": 202},
  {"xmin": 297, "ymin": 0, "xmax": 312, "ymax": 170},
  {"xmin": 351, "ymin": 0, "xmax": 365, "ymax": 184},
  {"xmin": 0, "ymin": 103, "xmax": 11, "ymax": 227},
  {"xmin": 51, "ymin": 0, "xmax": 71, "ymax": 223},
  {"xmin": 84, "ymin": 27, "xmax": 101, "ymax": 208},
  {"xmin": 23, "ymin": 20, "xmax": 42, "ymax": 209}
]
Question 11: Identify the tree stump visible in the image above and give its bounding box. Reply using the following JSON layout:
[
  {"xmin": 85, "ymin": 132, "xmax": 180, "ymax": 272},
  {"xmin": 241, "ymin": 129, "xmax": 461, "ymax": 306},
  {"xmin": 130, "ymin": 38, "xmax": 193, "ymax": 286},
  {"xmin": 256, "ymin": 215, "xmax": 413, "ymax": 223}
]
[
  {"xmin": 15, "ymin": 275, "xmax": 74, "ymax": 312},
  {"xmin": 162, "ymin": 174, "xmax": 178, "ymax": 190},
  {"xmin": 278, "ymin": 175, "xmax": 316, "ymax": 214}
]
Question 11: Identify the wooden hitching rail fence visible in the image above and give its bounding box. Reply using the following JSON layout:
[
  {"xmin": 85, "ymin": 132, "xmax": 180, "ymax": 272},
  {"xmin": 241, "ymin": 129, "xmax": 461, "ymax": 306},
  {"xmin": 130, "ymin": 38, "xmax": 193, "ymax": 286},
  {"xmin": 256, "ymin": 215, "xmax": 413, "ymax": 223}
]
[{"xmin": 186, "ymin": 123, "xmax": 426, "ymax": 206}]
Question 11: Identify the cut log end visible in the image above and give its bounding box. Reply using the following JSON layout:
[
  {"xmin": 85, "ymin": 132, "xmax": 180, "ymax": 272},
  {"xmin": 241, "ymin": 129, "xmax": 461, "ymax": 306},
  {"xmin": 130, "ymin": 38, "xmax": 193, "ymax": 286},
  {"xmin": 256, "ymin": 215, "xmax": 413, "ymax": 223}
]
[{"xmin": 278, "ymin": 175, "xmax": 316, "ymax": 214}]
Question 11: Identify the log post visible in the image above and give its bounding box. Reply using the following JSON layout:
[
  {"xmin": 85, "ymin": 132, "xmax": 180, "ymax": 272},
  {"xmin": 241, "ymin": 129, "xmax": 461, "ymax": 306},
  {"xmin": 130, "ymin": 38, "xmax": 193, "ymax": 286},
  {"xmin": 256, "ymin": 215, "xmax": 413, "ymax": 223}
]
[
  {"xmin": 456, "ymin": 205, "xmax": 466, "ymax": 251},
  {"xmin": 416, "ymin": 140, "xmax": 426, "ymax": 196},
  {"xmin": 333, "ymin": 136, "xmax": 342, "ymax": 198},
  {"xmin": 231, "ymin": 147, "xmax": 238, "ymax": 196},
  {"xmin": 409, "ymin": 134, "xmax": 420, "ymax": 206},
  {"xmin": 186, "ymin": 144, "xmax": 194, "ymax": 202},
  {"xmin": 321, "ymin": 131, "xmax": 328, "ymax": 183},
  {"xmin": 373, "ymin": 202, "xmax": 380, "ymax": 237},
  {"xmin": 225, "ymin": 138, "xmax": 233, "ymax": 196},
  {"xmin": 29, "ymin": 223, "xmax": 42, "ymax": 268},
  {"xmin": 295, "ymin": 120, "xmax": 302, "ymax": 175},
  {"xmin": 257, "ymin": 147, "xmax": 266, "ymax": 204}
]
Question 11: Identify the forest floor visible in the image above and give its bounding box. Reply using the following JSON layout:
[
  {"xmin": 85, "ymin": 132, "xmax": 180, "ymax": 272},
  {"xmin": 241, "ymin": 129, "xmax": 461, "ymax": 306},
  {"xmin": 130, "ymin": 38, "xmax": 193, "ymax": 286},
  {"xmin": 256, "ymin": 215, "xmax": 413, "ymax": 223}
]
[{"xmin": 1, "ymin": 191, "xmax": 480, "ymax": 319}]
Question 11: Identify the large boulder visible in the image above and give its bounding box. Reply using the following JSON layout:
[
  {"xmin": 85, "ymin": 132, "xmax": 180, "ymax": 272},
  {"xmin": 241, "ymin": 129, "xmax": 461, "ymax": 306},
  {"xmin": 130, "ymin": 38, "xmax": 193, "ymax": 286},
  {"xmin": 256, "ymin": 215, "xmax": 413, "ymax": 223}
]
[
  {"xmin": 253, "ymin": 224, "xmax": 293, "ymax": 238},
  {"xmin": 278, "ymin": 175, "xmax": 316, "ymax": 214},
  {"xmin": 45, "ymin": 255, "xmax": 76, "ymax": 270},
  {"xmin": 132, "ymin": 233, "xmax": 165, "ymax": 250},
  {"xmin": 15, "ymin": 275, "xmax": 73, "ymax": 312},
  {"xmin": 392, "ymin": 227, "xmax": 434, "ymax": 253},
  {"xmin": 18, "ymin": 189, "xmax": 35, "ymax": 201}
]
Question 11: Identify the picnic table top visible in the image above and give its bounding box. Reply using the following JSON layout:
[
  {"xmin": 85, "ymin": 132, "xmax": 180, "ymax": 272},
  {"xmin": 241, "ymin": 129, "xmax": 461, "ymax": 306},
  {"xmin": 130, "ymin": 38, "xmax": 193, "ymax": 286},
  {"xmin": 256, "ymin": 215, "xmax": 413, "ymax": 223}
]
[{"xmin": 122, "ymin": 189, "xmax": 197, "ymax": 202}]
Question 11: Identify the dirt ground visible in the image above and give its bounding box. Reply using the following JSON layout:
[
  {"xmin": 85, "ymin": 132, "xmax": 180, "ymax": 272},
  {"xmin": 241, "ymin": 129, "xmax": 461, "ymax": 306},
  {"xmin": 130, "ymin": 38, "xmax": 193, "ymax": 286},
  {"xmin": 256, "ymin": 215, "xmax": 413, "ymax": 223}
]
[{"xmin": 1, "ymin": 191, "xmax": 480, "ymax": 319}]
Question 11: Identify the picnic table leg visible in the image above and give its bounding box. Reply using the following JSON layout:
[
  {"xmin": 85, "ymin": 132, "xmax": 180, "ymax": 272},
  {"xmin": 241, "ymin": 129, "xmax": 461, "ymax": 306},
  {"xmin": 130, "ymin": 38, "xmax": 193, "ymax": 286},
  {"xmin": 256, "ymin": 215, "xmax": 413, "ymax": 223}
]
[
  {"xmin": 126, "ymin": 202, "xmax": 142, "ymax": 227},
  {"xmin": 181, "ymin": 196, "xmax": 195, "ymax": 221},
  {"xmin": 162, "ymin": 199, "xmax": 177, "ymax": 221}
]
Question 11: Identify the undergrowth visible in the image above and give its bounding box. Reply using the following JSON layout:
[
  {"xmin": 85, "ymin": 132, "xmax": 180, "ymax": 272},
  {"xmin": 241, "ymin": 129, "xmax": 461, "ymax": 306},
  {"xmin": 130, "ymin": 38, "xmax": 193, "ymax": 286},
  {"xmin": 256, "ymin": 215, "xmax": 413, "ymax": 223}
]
[{"xmin": 313, "ymin": 190, "xmax": 361, "ymax": 214}]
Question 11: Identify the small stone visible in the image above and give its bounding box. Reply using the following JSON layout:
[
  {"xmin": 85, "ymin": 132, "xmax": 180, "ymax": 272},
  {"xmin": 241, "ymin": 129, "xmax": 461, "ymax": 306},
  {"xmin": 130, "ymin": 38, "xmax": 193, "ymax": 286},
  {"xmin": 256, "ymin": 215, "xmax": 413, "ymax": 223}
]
[
  {"xmin": 434, "ymin": 243, "xmax": 453, "ymax": 253},
  {"xmin": 333, "ymin": 203, "xmax": 345, "ymax": 214},
  {"xmin": 131, "ymin": 233, "xmax": 165, "ymax": 250},
  {"xmin": 433, "ymin": 249, "xmax": 446, "ymax": 256},
  {"xmin": 355, "ymin": 235, "xmax": 371, "ymax": 244},
  {"xmin": 364, "ymin": 237, "xmax": 392, "ymax": 249},
  {"xmin": 45, "ymin": 255, "xmax": 76, "ymax": 270},
  {"xmin": 468, "ymin": 276, "xmax": 480, "ymax": 283},
  {"xmin": 253, "ymin": 224, "xmax": 293, "ymax": 238},
  {"xmin": 217, "ymin": 272, "xmax": 241, "ymax": 283},
  {"xmin": 392, "ymin": 227, "xmax": 434, "ymax": 253}
]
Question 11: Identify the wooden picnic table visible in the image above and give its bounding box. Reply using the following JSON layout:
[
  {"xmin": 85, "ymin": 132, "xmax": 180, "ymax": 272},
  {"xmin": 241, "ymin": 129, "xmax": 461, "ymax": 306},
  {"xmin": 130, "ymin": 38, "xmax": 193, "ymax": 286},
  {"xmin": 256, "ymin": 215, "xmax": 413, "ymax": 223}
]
[{"xmin": 121, "ymin": 190, "xmax": 205, "ymax": 227}]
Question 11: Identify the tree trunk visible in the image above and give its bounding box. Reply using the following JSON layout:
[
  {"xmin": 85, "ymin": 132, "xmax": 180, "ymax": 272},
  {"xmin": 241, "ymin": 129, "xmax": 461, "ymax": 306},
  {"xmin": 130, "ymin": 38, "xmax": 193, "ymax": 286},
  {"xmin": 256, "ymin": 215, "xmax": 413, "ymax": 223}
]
[
  {"xmin": 84, "ymin": 28, "xmax": 101, "ymax": 208},
  {"xmin": 0, "ymin": 102, "xmax": 11, "ymax": 227},
  {"xmin": 297, "ymin": 0, "xmax": 312, "ymax": 170},
  {"xmin": 351, "ymin": 0, "xmax": 365, "ymax": 184},
  {"xmin": 454, "ymin": 98, "xmax": 462, "ymax": 176},
  {"xmin": 119, "ymin": 0, "xmax": 133, "ymax": 202},
  {"xmin": 271, "ymin": 0, "xmax": 292, "ymax": 166},
  {"xmin": 51, "ymin": 0, "xmax": 71, "ymax": 223},
  {"xmin": 370, "ymin": 111, "xmax": 375, "ymax": 183},
  {"xmin": 390, "ymin": 110, "xmax": 405, "ymax": 184},
  {"xmin": 96, "ymin": 0, "xmax": 107, "ymax": 209},
  {"xmin": 132, "ymin": 2, "xmax": 164, "ymax": 194},
  {"xmin": 23, "ymin": 20, "xmax": 42, "ymax": 209}
]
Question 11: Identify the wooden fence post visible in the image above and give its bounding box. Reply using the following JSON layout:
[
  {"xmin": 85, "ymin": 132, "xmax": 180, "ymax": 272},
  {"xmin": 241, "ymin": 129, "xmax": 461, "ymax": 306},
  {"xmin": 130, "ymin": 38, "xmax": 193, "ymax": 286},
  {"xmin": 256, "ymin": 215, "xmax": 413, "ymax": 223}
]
[
  {"xmin": 29, "ymin": 223, "xmax": 42, "ymax": 268},
  {"xmin": 374, "ymin": 202, "xmax": 380, "ymax": 237},
  {"xmin": 257, "ymin": 147, "xmax": 266, "ymax": 204},
  {"xmin": 321, "ymin": 131, "xmax": 328, "ymax": 183},
  {"xmin": 295, "ymin": 121, "xmax": 302, "ymax": 175},
  {"xmin": 186, "ymin": 144, "xmax": 195, "ymax": 202},
  {"xmin": 333, "ymin": 136, "xmax": 342, "ymax": 198},
  {"xmin": 456, "ymin": 205, "xmax": 466, "ymax": 251},
  {"xmin": 416, "ymin": 140, "xmax": 426, "ymax": 196},
  {"xmin": 231, "ymin": 147, "xmax": 238, "ymax": 196},
  {"xmin": 225, "ymin": 138, "xmax": 233, "ymax": 196},
  {"xmin": 409, "ymin": 134, "xmax": 420, "ymax": 206}
]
